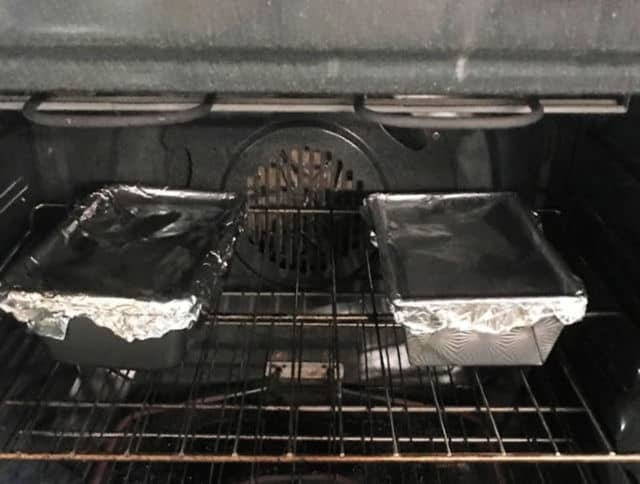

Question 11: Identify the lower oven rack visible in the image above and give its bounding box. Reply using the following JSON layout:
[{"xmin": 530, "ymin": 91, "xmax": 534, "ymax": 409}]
[{"xmin": 0, "ymin": 208, "xmax": 634, "ymax": 479}]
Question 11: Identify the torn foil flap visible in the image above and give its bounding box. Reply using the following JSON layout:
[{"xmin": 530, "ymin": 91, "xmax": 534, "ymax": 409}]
[
  {"xmin": 0, "ymin": 185, "xmax": 246, "ymax": 342},
  {"xmin": 366, "ymin": 193, "xmax": 588, "ymax": 335}
]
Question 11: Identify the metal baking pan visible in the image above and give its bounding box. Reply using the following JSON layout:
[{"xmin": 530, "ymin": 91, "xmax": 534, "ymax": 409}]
[
  {"xmin": 0, "ymin": 185, "xmax": 246, "ymax": 369},
  {"xmin": 366, "ymin": 192, "xmax": 587, "ymax": 366}
]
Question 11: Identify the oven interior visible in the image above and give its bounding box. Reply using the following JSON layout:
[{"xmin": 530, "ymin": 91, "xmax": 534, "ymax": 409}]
[{"xmin": 0, "ymin": 105, "xmax": 639, "ymax": 484}]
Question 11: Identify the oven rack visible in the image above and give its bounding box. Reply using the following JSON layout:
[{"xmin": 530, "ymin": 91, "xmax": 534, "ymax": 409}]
[{"xmin": 0, "ymin": 207, "xmax": 634, "ymax": 484}]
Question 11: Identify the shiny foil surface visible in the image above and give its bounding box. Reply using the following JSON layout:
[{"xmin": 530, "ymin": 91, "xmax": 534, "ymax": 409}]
[
  {"xmin": 0, "ymin": 185, "xmax": 246, "ymax": 342},
  {"xmin": 366, "ymin": 192, "xmax": 587, "ymax": 365}
]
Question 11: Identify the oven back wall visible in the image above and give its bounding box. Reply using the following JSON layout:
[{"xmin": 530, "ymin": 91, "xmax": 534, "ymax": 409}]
[{"xmin": 1, "ymin": 114, "xmax": 558, "ymax": 206}]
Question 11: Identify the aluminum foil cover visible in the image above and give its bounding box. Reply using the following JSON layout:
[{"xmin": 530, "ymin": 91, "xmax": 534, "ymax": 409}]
[
  {"xmin": 366, "ymin": 193, "xmax": 587, "ymax": 336},
  {"xmin": 0, "ymin": 185, "xmax": 246, "ymax": 342}
]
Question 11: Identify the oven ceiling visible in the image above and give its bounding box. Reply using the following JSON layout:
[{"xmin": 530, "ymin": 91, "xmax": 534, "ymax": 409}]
[{"xmin": 0, "ymin": 0, "xmax": 638, "ymax": 95}]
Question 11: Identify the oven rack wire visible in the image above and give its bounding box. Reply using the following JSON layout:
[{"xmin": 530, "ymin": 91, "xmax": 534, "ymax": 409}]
[{"xmin": 0, "ymin": 207, "xmax": 634, "ymax": 484}]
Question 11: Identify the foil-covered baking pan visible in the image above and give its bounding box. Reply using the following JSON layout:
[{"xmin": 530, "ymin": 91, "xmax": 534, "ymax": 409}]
[
  {"xmin": 366, "ymin": 192, "xmax": 587, "ymax": 366},
  {"xmin": 0, "ymin": 185, "xmax": 246, "ymax": 368}
]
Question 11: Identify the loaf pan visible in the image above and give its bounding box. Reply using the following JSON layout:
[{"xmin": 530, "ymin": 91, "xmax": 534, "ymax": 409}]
[
  {"xmin": 366, "ymin": 192, "xmax": 587, "ymax": 366},
  {"xmin": 0, "ymin": 185, "xmax": 246, "ymax": 369}
]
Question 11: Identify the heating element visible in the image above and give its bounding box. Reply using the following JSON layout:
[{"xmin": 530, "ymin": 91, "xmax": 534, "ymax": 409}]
[{"xmin": 0, "ymin": 207, "xmax": 633, "ymax": 483}]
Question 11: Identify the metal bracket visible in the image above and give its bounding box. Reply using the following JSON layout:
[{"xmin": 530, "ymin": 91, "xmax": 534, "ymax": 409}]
[{"xmin": 266, "ymin": 361, "xmax": 344, "ymax": 382}]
